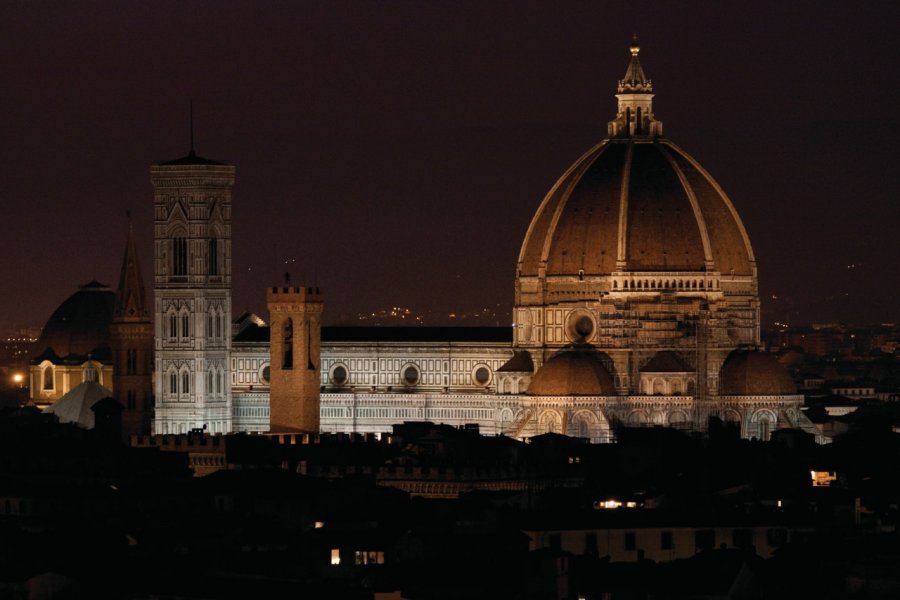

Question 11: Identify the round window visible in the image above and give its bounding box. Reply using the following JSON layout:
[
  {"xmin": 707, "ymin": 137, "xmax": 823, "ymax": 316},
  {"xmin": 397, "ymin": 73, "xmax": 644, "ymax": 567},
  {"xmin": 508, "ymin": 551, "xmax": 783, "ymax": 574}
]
[
  {"xmin": 474, "ymin": 366, "xmax": 491, "ymax": 386},
  {"xmin": 261, "ymin": 366, "xmax": 270, "ymax": 383},
  {"xmin": 403, "ymin": 365, "xmax": 419, "ymax": 385},
  {"xmin": 574, "ymin": 315, "xmax": 594, "ymax": 339},
  {"xmin": 331, "ymin": 365, "xmax": 348, "ymax": 385},
  {"xmin": 566, "ymin": 310, "xmax": 596, "ymax": 343}
]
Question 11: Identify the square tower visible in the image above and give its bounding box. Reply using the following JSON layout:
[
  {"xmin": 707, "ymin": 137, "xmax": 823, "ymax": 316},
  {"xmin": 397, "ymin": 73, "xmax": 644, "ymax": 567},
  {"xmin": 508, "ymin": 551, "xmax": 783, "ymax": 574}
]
[
  {"xmin": 266, "ymin": 285, "xmax": 324, "ymax": 433},
  {"xmin": 150, "ymin": 152, "xmax": 235, "ymax": 435}
]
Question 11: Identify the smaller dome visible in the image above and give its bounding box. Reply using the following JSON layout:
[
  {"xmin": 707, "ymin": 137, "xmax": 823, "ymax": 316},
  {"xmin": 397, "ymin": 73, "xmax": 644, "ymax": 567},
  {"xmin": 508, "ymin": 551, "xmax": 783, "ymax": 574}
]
[
  {"xmin": 34, "ymin": 281, "xmax": 114, "ymax": 361},
  {"xmin": 528, "ymin": 351, "xmax": 616, "ymax": 396},
  {"xmin": 719, "ymin": 351, "xmax": 797, "ymax": 396}
]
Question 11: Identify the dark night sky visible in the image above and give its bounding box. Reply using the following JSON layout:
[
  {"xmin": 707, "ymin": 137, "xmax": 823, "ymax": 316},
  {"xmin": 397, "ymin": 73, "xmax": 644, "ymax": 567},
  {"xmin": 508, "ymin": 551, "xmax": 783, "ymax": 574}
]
[{"xmin": 2, "ymin": 1, "xmax": 898, "ymax": 332}]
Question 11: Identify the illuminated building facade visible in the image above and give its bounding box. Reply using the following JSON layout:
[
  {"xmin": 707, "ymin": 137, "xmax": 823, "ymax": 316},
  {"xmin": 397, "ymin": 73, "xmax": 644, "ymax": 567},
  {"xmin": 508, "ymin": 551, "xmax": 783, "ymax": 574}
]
[
  {"xmin": 32, "ymin": 41, "xmax": 809, "ymax": 441},
  {"xmin": 225, "ymin": 41, "xmax": 811, "ymax": 441}
]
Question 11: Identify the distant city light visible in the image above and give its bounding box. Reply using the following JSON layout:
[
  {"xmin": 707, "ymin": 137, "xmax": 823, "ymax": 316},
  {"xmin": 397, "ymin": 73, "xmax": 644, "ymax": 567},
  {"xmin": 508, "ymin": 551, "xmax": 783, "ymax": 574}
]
[
  {"xmin": 12, "ymin": 373, "xmax": 23, "ymax": 384},
  {"xmin": 593, "ymin": 499, "xmax": 639, "ymax": 510}
]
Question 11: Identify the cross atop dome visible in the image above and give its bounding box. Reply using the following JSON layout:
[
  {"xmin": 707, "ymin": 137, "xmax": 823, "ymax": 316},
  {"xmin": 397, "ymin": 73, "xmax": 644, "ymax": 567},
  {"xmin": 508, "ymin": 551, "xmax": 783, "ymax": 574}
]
[{"xmin": 608, "ymin": 36, "xmax": 663, "ymax": 139}]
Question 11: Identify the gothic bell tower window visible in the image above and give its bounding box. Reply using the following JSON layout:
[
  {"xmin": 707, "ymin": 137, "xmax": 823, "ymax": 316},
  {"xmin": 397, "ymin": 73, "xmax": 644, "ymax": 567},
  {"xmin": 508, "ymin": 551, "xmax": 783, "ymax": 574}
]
[
  {"xmin": 172, "ymin": 237, "xmax": 188, "ymax": 276},
  {"xmin": 209, "ymin": 238, "xmax": 218, "ymax": 275}
]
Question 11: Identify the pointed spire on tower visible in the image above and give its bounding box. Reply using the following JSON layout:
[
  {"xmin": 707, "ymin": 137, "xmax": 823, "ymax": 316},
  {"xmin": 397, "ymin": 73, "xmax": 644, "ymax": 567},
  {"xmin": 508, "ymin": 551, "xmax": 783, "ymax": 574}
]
[
  {"xmin": 114, "ymin": 219, "xmax": 149, "ymax": 322},
  {"xmin": 608, "ymin": 36, "xmax": 663, "ymax": 139}
]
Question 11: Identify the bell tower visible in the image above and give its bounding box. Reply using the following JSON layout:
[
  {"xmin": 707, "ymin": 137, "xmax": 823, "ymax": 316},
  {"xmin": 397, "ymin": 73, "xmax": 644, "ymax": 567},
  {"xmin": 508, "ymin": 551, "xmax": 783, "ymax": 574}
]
[
  {"xmin": 110, "ymin": 222, "xmax": 154, "ymax": 437},
  {"xmin": 151, "ymin": 142, "xmax": 235, "ymax": 435},
  {"xmin": 266, "ymin": 284, "xmax": 323, "ymax": 433}
]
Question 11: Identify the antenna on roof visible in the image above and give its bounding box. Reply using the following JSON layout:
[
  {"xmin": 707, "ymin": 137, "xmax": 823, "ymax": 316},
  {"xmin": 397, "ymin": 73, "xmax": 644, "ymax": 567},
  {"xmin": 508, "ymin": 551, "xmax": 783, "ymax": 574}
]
[{"xmin": 189, "ymin": 99, "xmax": 195, "ymax": 155}]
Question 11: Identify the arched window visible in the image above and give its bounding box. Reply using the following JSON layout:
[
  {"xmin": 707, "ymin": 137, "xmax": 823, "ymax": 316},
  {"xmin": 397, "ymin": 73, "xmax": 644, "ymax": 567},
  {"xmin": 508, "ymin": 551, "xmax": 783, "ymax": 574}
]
[
  {"xmin": 127, "ymin": 348, "xmax": 137, "ymax": 375},
  {"xmin": 172, "ymin": 237, "xmax": 188, "ymax": 276},
  {"xmin": 169, "ymin": 313, "xmax": 177, "ymax": 339},
  {"xmin": 208, "ymin": 238, "xmax": 218, "ymax": 275},
  {"xmin": 283, "ymin": 318, "xmax": 294, "ymax": 369},
  {"xmin": 43, "ymin": 367, "xmax": 53, "ymax": 390},
  {"xmin": 181, "ymin": 313, "xmax": 190, "ymax": 338},
  {"xmin": 207, "ymin": 312, "xmax": 213, "ymax": 338},
  {"xmin": 207, "ymin": 370, "xmax": 213, "ymax": 394},
  {"xmin": 218, "ymin": 369, "xmax": 224, "ymax": 395},
  {"xmin": 170, "ymin": 371, "xmax": 177, "ymax": 394},
  {"xmin": 182, "ymin": 371, "xmax": 190, "ymax": 396},
  {"xmin": 215, "ymin": 313, "xmax": 222, "ymax": 338}
]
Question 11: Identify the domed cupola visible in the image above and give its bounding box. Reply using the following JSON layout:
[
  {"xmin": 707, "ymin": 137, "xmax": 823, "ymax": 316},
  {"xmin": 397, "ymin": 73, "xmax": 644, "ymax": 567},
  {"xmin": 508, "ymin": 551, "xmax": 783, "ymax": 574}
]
[
  {"xmin": 527, "ymin": 350, "xmax": 616, "ymax": 396},
  {"xmin": 513, "ymin": 39, "xmax": 760, "ymax": 380}
]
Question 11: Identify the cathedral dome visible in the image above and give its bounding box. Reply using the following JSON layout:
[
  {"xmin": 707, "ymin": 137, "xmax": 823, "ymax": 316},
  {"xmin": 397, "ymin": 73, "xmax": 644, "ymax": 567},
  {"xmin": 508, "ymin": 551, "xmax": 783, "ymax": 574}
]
[
  {"xmin": 527, "ymin": 350, "xmax": 616, "ymax": 396},
  {"xmin": 719, "ymin": 350, "xmax": 797, "ymax": 396},
  {"xmin": 34, "ymin": 281, "xmax": 114, "ymax": 360},
  {"xmin": 518, "ymin": 140, "xmax": 755, "ymax": 278},
  {"xmin": 517, "ymin": 40, "xmax": 755, "ymax": 282}
]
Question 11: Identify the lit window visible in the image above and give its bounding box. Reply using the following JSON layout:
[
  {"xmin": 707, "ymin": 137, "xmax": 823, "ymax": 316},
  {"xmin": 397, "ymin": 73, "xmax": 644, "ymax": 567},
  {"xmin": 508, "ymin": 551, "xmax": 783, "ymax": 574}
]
[
  {"xmin": 43, "ymin": 367, "xmax": 54, "ymax": 390},
  {"xmin": 330, "ymin": 549, "xmax": 341, "ymax": 565}
]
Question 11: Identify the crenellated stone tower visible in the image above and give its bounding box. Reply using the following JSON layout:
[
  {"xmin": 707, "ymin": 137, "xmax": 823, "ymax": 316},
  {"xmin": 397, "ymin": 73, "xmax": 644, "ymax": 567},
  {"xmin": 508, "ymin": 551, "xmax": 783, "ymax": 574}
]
[
  {"xmin": 267, "ymin": 284, "xmax": 323, "ymax": 433},
  {"xmin": 151, "ymin": 146, "xmax": 235, "ymax": 435},
  {"xmin": 110, "ymin": 222, "xmax": 154, "ymax": 437}
]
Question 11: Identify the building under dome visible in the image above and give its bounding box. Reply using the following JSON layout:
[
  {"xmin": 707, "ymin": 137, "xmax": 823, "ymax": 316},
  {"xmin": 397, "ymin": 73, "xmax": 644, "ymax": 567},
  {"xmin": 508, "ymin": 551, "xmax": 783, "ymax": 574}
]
[
  {"xmin": 29, "ymin": 281, "xmax": 115, "ymax": 406},
  {"xmin": 143, "ymin": 39, "xmax": 813, "ymax": 442}
]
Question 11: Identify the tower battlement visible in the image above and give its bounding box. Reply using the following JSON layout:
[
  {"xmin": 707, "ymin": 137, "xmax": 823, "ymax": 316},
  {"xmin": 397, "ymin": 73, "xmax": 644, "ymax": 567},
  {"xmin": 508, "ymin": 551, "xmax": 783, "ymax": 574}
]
[{"xmin": 266, "ymin": 286, "xmax": 324, "ymax": 303}]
